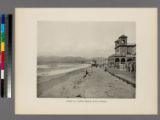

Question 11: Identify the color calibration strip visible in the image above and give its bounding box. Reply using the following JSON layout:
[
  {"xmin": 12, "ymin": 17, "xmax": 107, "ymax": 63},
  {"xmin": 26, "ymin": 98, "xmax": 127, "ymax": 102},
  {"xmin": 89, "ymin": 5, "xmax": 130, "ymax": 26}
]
[
  {"xmin": 7, "ymin": 15, "xmax": 12, "ymax": 98},
  {"xmin": 1, "ymin": 14, "xmax": 5, "ymax": 97},
  {"xmin": 0, "ymin": 14, "xmax": 12, "ymax": 98}
]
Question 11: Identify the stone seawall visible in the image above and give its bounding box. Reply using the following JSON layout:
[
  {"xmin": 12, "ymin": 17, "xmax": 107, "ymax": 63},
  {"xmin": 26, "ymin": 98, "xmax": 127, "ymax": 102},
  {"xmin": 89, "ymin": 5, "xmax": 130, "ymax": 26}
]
[{"xmin": 106, "ymin": 66, "xmax": 136, "ymax": 88}]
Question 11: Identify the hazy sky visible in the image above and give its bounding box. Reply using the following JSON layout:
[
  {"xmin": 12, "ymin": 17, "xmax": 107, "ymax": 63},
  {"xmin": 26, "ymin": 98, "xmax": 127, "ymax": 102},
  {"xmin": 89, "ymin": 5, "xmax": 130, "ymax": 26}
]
[{"xmin": 37, "ymin": 22, "xmax": 135, "ymax": 58}]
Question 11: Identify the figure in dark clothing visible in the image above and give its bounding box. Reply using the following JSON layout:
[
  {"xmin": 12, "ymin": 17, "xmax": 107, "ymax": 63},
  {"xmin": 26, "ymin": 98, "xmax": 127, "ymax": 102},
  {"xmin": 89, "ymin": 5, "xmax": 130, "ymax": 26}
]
[{"xmin": 83, "ymin": 70, "xmax": 89, "ymax": 78}]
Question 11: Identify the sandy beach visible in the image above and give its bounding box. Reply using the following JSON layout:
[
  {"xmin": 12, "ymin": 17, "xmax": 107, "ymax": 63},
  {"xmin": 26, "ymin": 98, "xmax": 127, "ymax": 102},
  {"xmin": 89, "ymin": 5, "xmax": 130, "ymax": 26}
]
[{"xmin": 37, "ymin": 67, "xmax": 135, "ymax": 98}]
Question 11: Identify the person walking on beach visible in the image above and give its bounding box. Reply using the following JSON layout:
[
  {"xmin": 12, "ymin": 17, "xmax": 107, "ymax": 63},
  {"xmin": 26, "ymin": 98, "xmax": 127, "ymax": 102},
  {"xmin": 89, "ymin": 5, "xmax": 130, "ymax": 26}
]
[{"xmin": 83, "ymin": 70, "xmax": 89, "ymax": 78}]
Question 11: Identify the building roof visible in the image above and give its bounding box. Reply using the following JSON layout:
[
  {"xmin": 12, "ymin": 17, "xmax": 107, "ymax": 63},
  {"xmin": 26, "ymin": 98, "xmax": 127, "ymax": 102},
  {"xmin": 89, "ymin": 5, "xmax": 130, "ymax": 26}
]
[
  {"xmin": 127, "ymin": 43, "xmax": 136, "ymax": 46},
  {"xmin": 119, "ymin": 35, "xmax": 128, "ymax": 39},
  {"xmin": 115, "ymin": 44, "xmax": 136, "ymax": 49},
  {"xmin": 115, "ymin": 35, "xmax": 128, "ymax": 42},
  {"xmin": 108, "ymin": 54, "xmax": 126, "ymax": 59},
  {"xmin": 107, "ymin": 54, "xmax": 136, "ymax": 61}
]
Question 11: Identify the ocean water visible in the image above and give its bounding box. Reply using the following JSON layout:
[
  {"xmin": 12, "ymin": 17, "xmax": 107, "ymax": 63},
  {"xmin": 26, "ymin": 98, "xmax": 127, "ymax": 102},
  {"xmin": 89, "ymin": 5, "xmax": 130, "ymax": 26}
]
[{"xmin": 37, "ymin": 63, "xmax": 90, "ymax": 77}]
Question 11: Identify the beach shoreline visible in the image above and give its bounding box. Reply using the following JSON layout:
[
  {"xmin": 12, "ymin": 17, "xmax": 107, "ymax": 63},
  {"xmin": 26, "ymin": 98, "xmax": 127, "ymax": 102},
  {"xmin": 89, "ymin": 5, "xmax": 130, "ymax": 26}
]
[{"xmin": 37, "ymin": 67, "xmax": 135, "ymax": 98}]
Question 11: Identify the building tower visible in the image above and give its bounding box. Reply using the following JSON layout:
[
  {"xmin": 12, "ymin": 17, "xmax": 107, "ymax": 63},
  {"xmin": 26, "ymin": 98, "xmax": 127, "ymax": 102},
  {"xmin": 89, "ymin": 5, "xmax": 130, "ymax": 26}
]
[{"xmin": 115, "ymin": 35, "xmax": 128, "ymax": 56}]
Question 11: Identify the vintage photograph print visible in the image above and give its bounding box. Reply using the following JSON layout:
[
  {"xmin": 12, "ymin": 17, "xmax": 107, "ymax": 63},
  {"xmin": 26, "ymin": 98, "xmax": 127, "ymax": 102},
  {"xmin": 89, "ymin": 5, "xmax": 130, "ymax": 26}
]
[{"xmin": 37, "ymin": 22, "xmax": 136, "ymax": 98}]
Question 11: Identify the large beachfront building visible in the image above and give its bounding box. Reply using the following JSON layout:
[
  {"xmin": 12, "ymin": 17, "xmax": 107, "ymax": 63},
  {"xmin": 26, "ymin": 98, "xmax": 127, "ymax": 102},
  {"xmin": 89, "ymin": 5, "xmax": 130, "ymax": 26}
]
[{"xmin": 107, "ymin": 35, "xmax": 136, "ymax": 72}]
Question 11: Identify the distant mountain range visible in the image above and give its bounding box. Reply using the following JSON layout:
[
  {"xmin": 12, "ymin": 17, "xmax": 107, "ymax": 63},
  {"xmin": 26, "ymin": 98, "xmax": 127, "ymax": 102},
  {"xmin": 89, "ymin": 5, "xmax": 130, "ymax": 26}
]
[{"xmin": 37, "ymin": 56, "xmax": 106, "ymax": 65}]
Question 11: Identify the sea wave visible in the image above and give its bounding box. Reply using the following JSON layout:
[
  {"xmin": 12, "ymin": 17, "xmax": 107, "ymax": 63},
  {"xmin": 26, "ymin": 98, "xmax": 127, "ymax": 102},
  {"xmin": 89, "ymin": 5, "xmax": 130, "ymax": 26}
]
[{"xmin": 37, "ymin": 64, "xmax": 90, "ymax": 77}]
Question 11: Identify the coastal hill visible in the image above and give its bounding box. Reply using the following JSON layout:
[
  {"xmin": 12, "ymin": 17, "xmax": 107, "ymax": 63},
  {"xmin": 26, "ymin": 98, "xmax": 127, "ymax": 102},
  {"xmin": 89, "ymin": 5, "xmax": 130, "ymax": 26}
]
[{"xmin": 37, "ymin": 56, "xmax": 106, "ymax": 65}]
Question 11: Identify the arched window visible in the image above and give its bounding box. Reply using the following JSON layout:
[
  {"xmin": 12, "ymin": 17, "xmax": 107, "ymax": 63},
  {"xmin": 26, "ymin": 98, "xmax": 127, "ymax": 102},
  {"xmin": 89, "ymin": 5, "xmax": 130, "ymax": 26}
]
[
  {"xmin": 115, "ymin": 58, "xmax": 120, "ymax": 62},
  {"xmin": 121, "ymin": 40, "xmax": 125, "ymax": 44},
  {"xmin": 121, "ymin": 58, "xmax": 125, "ymax": 64}
]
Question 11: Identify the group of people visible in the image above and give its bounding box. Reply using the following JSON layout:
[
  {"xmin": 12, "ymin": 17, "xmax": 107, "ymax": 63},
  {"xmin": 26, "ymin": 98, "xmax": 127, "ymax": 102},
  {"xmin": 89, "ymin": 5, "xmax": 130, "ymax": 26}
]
[{"xmin": 127, "ymin": 62, "xmax": 136, "ymax": 72}]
